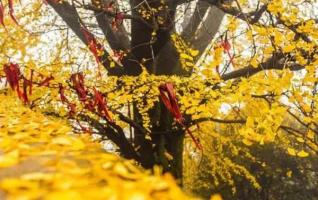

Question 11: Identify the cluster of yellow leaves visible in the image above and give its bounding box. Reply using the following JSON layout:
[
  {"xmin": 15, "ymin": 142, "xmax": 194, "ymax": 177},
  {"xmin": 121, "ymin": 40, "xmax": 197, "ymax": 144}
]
[
  {"xmin": 184, "ymin": 121, "xmax": 260, "ymax": 194},
  {"xmin": 0, "ymin": 93, "xmax": 195, "ymax": 200},
  {"xmin": 171, "ymin": 34, "xmax": 199, "ymax": 72},
  {"xmin": 287, "ymin": 148, "xmax": 309, "ymax": 158},
  {"xmin": 267, "ymin": 0, "xmax": 284, "ymax": 15},
  {"xmin": 239, "ymin": 101, "xmax": 286, "ymax": 146},
  {"xmin": 0, "ymin": 1, "xmax": 42, "ymax": 66}
]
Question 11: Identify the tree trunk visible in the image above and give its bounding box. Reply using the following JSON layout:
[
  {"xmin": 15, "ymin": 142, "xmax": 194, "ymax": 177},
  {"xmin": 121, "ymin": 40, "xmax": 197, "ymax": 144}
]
[
  {"xmin": 166, "ymin": 131, "xmax": 185, "ymax": 184},
  {"xmin": 149, "ymin": 102, "xmax": 185, "ymax": 183}
]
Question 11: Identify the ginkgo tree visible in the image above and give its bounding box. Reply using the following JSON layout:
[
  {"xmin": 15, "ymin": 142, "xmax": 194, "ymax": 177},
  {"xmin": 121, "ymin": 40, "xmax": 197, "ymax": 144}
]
[{"xmin": 0, "ymin": 0, "xmax": 317, "ymax": 193}]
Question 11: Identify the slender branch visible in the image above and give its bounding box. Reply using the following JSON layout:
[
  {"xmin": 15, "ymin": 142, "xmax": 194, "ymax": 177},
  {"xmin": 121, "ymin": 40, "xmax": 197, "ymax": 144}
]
[
  {"xmin": 287, "ymin": 109, "xmax": 318, "ymax": 135},
  {"xmin": 187, "ymin": 114, "xmax": 317, "ymax": 151},
  {"xmin": 78, "ymin": 114, "xmax": 140, "ymax": 160},
  {"xmin": 112, "ymin": 110, "xmax": 150, "ymax": 136},
  {"xmin": 203, "ymin": 0, "xmax": 265, "ymax": 25},
  {"xmin": 280, "ymin": 125, "xmax": 317, "ymax": 152},
  {"xmin": 189, "ymin": 117, "xmax": 246, "ymax": 126}
]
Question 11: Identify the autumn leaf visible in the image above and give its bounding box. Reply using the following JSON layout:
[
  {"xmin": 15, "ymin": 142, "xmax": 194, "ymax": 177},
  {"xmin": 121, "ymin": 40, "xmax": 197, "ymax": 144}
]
[
  {"xmin": 287, "ymin": 148, "xmax": 296, "ymax": 156},
  {"xmin": 210, "ymin": 194, "xmax": 223, "ymax": 200},
  {"xmin": 297, "ymin": 150, "xmax": 309, "ymax": 158}
]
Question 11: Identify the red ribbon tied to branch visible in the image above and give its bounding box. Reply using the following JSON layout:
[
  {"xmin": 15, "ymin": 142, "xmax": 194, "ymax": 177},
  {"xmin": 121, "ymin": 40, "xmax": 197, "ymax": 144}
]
[
  {"xmin": 3, "ymin": 63, "xmax": 31, "ymax": 104},
  {"xmin": 159, "ymin": 83, "xmax": 183, "ymax": 123},
  {"xmin": 3, "ymin": 63, "xmax": 20, "ymax": 91},
  {"xmin": 69, "ymin": 73, "xmax": 112, "ymax": 122},
  {"xmin": 59, "ymin": 83, "xmax": 76, "ymax": 117},
  {"xmin": 93, "ymin": 87, "xmax": 113, "ymax": 122},
  {"xmin": 80, "ymin": 26, "xmax": 105, "ymax": 65},
  {"xmin": 159, "ymin": 83, "xmax": 202, "ymax": 149},
  {"xmin": 70, "ymin": 72, "xmax": 88, "ymax": 102},
  {"xmin": 70, "ymin": 72, "xmax": 95, "ymax": 111},
  {"xmin": 220, "ymin": 32, "xmax": 235, "ymax": 67}
]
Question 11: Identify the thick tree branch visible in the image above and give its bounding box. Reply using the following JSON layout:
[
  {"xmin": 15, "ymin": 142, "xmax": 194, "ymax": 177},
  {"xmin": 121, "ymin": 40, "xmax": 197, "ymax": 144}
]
[
  {"xmin": 181, "ymin": 1, "xmax": 209, "ymax": 40},
  {"xmin": 221, "ymin": 53, "xmax": 304, "ymax": 81},
  {"xmin": 47, "ymin": 1, "xmax": 124, "ymax": 76},
  {"xmin": 47, "ymin": 1, "xmax": 88, "ymax": 46},
  {"xmin": 190, "ymin": 5, "xmax": 225, "ymax": 52},
  {"xmin": 155, "ymin": 1, "xmax": 225, "ymax": 75},
  {"xmin": 91, "ymin": 0, "xmax": 129, "ymax": 50},
  {"xmin": 127, "ymin": 0, "xmax": 177, "ymax": 74}
]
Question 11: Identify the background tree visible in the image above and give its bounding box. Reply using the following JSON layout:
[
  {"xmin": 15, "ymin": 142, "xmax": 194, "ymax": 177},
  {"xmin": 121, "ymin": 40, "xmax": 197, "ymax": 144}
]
[{"xmin": 0, "ymin": 0, "xmax": 317, "ymax": 193}]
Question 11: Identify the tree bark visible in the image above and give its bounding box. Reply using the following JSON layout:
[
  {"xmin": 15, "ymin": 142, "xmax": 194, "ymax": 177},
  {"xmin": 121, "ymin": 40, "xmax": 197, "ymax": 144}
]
[{"xmin": 151, "ymin": 3, "xmax": 225, "ymax": 182}]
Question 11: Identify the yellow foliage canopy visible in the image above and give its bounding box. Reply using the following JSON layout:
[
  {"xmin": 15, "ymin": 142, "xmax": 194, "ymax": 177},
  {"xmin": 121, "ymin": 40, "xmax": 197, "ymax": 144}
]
[{"xmin": 0, "ymin": 0, "xmax": 317, "ymax": 197}]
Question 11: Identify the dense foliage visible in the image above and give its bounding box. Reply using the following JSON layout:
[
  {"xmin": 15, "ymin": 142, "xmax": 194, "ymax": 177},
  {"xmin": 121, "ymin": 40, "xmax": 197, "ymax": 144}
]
[{"xmin": 0, "ymin": 0, "xmax": 317, "ymax": 199}]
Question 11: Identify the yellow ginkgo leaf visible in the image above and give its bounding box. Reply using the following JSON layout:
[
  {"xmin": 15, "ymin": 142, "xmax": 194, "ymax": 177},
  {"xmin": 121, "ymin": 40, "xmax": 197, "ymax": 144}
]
[
  {"xmin": 296, "ymin": 137, "xmax": 305, "ymax": 143},
  {"xmin": 287, "ymin": 148, "xmax": 296, "ymax": 156},
  {"xmin": 110, "ymin": 61, "xmax": 116, "ymax": 68},
  {"xmin": 0, "ymin": 150, "xmax": 20, "ymax": 168},
  {"xmin": 250, "ymin": 57, "xmax": 258, "ymax": 68},
  {"xmin": 21, "ymin": 172, "xmax": 54, "ymax": 181},
  {"xmin": 0, "ymin": 178, "xmax": 39, "ymax": 191},
  {"xmin": 190, "ymin": 49, "xmax": 199, "ymax": 57},
  {"xmin": 286, "ymin": 170, "xmax": 292, "ymax": 178},
  {"xmin": 52, "ymin": 136, "xmax": 85, "ymax": 150},
  {"xmin": 210, "ymin": 194, "xmax": 223, "ymax": 200},
  {"xmin": 52, "ymin": 136, "xmax": 73, "ymax": 146},
  {"xmin": 242, "ymin": 139, "xmax": 253, "ymax": 146},
  {"xmin": 297, "ymin": 150, "xmax": 309, "ymax": 158},
  {"xmin": 303, "ymin": 105, "xmax": 312, "ymax": 113},
  {"xmin": 185, "ymin": 61, "xmax": 194, "ymax": 67},
  {"xmin": 180, "ymin": 53, "xmax": 193, "ymax": 61},
  {"xmin": 282, "ymin": 44, "xmax": 295, "ymax": 53},
  {"xmin": 307, "ymin": 130, "xmax": 315, "ymax": 139},
  {"xmin": 246, "ymin": 117, "xmax": 254, "ymax": 127}
]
